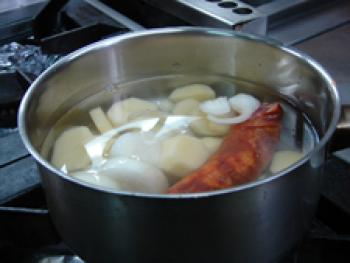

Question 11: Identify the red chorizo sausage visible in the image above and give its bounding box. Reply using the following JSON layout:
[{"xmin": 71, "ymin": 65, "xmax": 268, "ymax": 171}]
[{"xmin": 168, "ymin": 103, "xmax": 283, "ymax": 194}]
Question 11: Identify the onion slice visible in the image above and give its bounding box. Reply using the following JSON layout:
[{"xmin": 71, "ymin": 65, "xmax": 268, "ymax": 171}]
[
  {"xmin": 208, "ymin": 112, "xmax": 251, "ymax": 125},
  {"xmin": 208, "ymin": 94, "xmax": 261, "ymax": 125},
  {"xmin": 199, "ymin": 97, "xmax": 231, "ymax": 116},
  {"xmin": 84, "ymin": 118, "xmax": 160, "ymax": 167}
]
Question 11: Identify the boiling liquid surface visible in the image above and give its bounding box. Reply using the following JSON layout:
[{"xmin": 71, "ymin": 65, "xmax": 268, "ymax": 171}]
[{"xmin": 43, "ymin": 74, "xmax": 318, "ymax": 189}]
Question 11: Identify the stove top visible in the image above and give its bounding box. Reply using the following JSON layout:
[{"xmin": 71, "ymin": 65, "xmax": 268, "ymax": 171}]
[{"xmin": 0, "ymin": 0, "xmax": 349, "ymax": 262}]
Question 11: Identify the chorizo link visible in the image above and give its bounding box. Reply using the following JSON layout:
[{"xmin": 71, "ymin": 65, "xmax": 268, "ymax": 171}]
[{"xmin": 168, "ymin": 103, "xmax": 283, "ymax": 194}]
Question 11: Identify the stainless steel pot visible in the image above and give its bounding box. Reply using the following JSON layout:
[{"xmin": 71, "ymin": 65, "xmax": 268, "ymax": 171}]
[{"xmin": 18, "ymin": 27, "xmax": 340, "ymax": 263}]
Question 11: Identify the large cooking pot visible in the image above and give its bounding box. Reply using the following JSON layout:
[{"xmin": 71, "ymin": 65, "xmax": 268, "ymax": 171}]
[{"xmin": 18, "ymin": 27, "xmax": 340, "ymax": 262}]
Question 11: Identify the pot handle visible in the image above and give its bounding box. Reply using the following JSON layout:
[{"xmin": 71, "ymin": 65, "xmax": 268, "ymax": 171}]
[{"xmin": 329, "ymin": 105, "xmax": 350, "ymax": 152}]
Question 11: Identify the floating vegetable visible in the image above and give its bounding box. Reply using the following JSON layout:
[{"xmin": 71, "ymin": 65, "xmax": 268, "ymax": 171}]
[
  {"xmin": 168, "ymin": 103, "xmax": 282, "ymax": 193},
  {"xmin": 51, "ymin": 126, "xmax": 94, "ymax": 172},
  {"xmin": 109, "ymin": 131, "xmax": 161, "ymax": 166},
  {"xmin": 200, "ymin": 97, "xmax": 231, "ymax": 116},
  {"xmin": 107, "ymin": 98, "xmax": 158, "ymax": 127},
  {"xmin": 89, "ymin": 107, "xmax": 113, "ymax": 133},
  {"xmin": 157, "ymin": 99, "xmax": 174, "ymax": 112},
  {"xmin": 270, "ymin": 150, "xmax": 304, "ymax": 173},
  {"xmin": 169, "ymin": 84, "xmax": 215, "ymax": 102},
  {"xmin": 207, "ymin": 93, "xmax": 261, "ymax": 125},
  {"xmin": 160, "ymin": 134, "xmax": 210, "ymax": 178},
  {"xmin": 85, "ymin": 118, "xmax": 160, "ymax": 167},
  {"xmin": 172, "ymin": 99, "xmax": 200, "ymax": 115},
  {"xmin": 190, "ymin": 109, "xmax": 229, "ymax": 136},
  {"xmin": 72, "ymin": 170, "xmax": 121, "ymax": 190},
  {"xmin": 201, "ymin": 137, "xmax": 223, "ymax": 154},
  {"xmin": 99, "ymin": 157, "xmax": 169, "ymax": 193}
]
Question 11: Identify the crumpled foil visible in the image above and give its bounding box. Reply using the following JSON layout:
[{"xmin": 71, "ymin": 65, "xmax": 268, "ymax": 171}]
[{"xmin": 0, "ymin": 42, "xmax": 60, "ymax": 78}]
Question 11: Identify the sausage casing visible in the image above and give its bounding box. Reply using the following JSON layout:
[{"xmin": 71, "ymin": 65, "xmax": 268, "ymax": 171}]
[{"xmin": 168, "ymin": 103, "xmax": 283, "ymax": 194}]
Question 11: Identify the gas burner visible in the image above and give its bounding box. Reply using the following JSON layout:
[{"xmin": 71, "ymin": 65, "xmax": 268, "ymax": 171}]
[
  {"xmin": 0, "ymin": 41, "xmax": 61, "ymax": 127},
  {"xmin": 0, "ymin": 0, "xmax": 130, "ymax": 128},
  {"xmin": 0, "ymin": 0, "xmax": 349, "ymax": 262},
  {"xmin": 0, "ymin": 69, "xmax": 31, "ymax": 127}
]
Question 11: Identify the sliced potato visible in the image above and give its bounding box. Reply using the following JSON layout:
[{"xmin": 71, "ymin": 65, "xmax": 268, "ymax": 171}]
[
  {"xmin": 190, "ymin": 109, "xmax": 229, "ymax": 137},
  {"xmin": 160, "ymin": 134, "xmax": 210, "ymax": 177},
  {"xmin": 270, "ymin": 150, "xmax": 304, "ymax": 173},
  {"xmin": 51, "ymin": 126, "xmax": 94, "ymax": 172},
  {"xmin": 207, "ymin": 119, "xmax": 230, "ymax": 135},
  {"xmin": 202, "ymin": 137, "xmax": 222, "ymax": 154},
  {"xmin": 157, "ymin": 99, "xmax": 174, "ymax": 112},
  {"xmin": 169, "ymin": 84, "xmax": 215, "ymax": 102},
  {"xmin": 107, "ymin": 98, "xmax": 158, "ymax": 127},
  {"xmin": 172, "ymin": 99, "xmax": 200, "ymax": 115},
  {"xmin": 89, "ymin": 106, "xmax": 113, "ymax": 133}
]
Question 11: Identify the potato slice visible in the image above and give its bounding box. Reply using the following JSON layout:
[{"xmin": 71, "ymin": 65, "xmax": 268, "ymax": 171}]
[
  {"xmin": 89, "ymin": 106, "xmax": 113, "ymax": 133},
  {"xmin": 172, "ymin": 99, "xmax": 200, "ymax": 115},
  {"xmin": 270, "ymin": 150, "xmax": 304, "ymax": 173},
  {"xmin": 190, "ymin": 109, "xmax": 229, "ymax": 137},
  {"xmin": 160, "ymin": 134, "xmax": 210, "ymax": 178},
  {"xmin": 157, "ymin": 99, "xmax": 174, "ymax": 112},
  {"xmin": 107, "ymin": 98, "xmax": 158, "ymax": 127},
  {"xmin": 207, "ymin": 119, "xmax": 230, "ymax": 135},
  {"xmin": 202, "ymin": 137, "xmax": 222, "ymax": 154},
  {"xmin": 169, "ymin": 84, "xmax": 215, "ymax": 102},
  {"xmin": 51, "ymin": 126, "xmax": 94, "ymax": 172}
]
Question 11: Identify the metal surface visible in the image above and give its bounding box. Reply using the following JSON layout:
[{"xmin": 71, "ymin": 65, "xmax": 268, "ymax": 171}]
[
  {"xmin": 0, "ymin": 0, "xmax": 46, "ymax": 13},
  {"xmin": 329, "ymin": 105, "xmax": 350, "ymax": 152},
  {"xmin": 40, "ymin": 24, "xmax": 128, "ymax": 54},
  {"xmin": 84, "ymin": 0, "xmax": 145, "ymax": 31},
  {"xmin": 267, "ymin": 0, "xmax": 350, "ymax": 45},
  {"xmin": 33, "ymin": 0, "xmax": 70, "ymax": 39},
  {"xmin": 144, "ymin": 0, "xmax": 260, "ymax": 28},
  {"xmin": 137, "ymin": 0, "xmax": 350, "ymax": 45},
  {"xmin": 295, "ymin": 23, "xmax": 350, "ymax": 105},
  {"xmin": 0, "ymin": 2, "xmax": 46, "ymax": 44},
  {"xmin": 18, "ymin": 28, "xmax": 340, "ymax": 262}
]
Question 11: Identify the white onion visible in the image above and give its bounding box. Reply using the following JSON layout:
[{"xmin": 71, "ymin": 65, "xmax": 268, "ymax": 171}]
[
  {"xmin": 155, "ymin": 115, "xmax": 200, "ymax": 138},
  {"xmin": 208, "ymin": 94, "xmax": 260, "ymax": 125},
  {"xmin": 207, "ymin": 112, "xmax": 251, "ymax": 124},
  {"xmin": 109, "ymin": 131, "xmax": 161, "ymax": 166},
  {"xmin": 99, "ymin": 157, "xmax": 169, "ymax": 193},
  {"xmin": 72, "ymin": 170, "xmax": 121, "ymax": 190},
  {"xmin": 229, "ymin": 93, "xmax": 261, "ymax": 115},
  {"xmin": 84, "ymin": 118, "xmax": 160, "ymax": 167},
  {"xmin": 156, "ymin": 99, "xmax": 174, "ymax": 112},
  {"xmin": 199, "ymin": 97, "xmax": 231, "ymax": 116}
]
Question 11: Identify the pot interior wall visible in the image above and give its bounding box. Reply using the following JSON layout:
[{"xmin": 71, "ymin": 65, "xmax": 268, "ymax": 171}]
[{"xmin": 23, "ymin": 29, "xmax": 336, "ymax": 158}]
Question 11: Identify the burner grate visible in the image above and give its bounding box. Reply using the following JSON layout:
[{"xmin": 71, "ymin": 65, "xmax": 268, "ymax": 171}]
[{"xmin": 0, "ymin": 0, "xmax": 131, "ymax": 128}]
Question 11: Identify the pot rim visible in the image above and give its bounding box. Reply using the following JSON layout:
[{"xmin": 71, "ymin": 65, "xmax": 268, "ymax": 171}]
[{"xmin": 18, "ymin": 26, "xmax": 340, "ymax": 199}]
